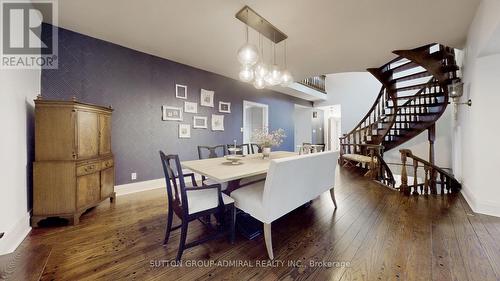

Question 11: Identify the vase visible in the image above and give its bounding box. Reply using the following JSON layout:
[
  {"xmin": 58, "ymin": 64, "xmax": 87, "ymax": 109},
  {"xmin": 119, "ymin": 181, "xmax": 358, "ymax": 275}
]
[{"xmin": 262, "ymin": 147, "xmax": 271, "ymax": 158}]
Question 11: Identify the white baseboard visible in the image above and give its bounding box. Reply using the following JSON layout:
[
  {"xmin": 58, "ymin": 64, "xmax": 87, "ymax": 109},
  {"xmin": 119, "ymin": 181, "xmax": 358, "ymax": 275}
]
[
  {"xmin": 115, "ymin": 178, "xmax": 165, "ymax": 196},
  {"xmin": 0, "ymin": 212, "xmax": 32, "ymax": 255},
  {"xmin": 461, "ymin": 185, "xmax": 500, "ymax": 217},
  {"xmin": 115, "ymin": 174, "xmax": 203, "ymax": 196}
]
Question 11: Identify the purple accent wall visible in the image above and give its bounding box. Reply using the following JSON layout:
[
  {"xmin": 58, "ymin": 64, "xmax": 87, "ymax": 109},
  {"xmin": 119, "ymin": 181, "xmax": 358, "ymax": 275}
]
[{"xmin": 41, "ymin": 25, "xmax": 311, "ymax": 185}]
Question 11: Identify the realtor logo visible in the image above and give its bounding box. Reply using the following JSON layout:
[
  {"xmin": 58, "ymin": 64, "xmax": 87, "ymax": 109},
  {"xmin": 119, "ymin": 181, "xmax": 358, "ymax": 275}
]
[{"xmin": 1, "ymin": 0, "xmax": 58, "ymax": 69}]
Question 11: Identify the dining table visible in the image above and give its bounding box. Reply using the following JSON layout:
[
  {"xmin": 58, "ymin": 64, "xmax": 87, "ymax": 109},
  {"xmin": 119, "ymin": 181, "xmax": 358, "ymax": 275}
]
[{"xmin": 182, "ymin": 151, "xmax": 297, "ymax": 194}]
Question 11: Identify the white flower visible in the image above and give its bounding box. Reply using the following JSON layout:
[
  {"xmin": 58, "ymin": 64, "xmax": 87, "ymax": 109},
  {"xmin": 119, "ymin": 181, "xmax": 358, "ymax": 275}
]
[{"xmin": 251, "ymin": 128, "xmax": 286, "ymax": 148}]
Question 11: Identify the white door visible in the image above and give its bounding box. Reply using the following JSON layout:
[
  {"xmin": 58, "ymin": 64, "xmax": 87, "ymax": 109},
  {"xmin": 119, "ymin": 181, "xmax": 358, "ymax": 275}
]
[{"xmin": 328, "ymin": 117, "xmax": 341, "ymax": 151}]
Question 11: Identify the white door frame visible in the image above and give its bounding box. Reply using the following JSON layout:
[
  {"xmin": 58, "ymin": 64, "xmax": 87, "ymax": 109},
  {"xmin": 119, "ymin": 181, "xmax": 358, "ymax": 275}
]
[{"xmin": 243, "ymin": 100, "xmax": 269, "ymax": 143}]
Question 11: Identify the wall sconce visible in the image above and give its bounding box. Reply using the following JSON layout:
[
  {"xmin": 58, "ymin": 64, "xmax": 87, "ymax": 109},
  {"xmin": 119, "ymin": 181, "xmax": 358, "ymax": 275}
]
[
  {"xmin": 312, "ymin": 111, "xmax": 318, "ymax": 118},
  {"xmin": 448, "ymin": 79, "xmax": 472, "ymax": 107}
]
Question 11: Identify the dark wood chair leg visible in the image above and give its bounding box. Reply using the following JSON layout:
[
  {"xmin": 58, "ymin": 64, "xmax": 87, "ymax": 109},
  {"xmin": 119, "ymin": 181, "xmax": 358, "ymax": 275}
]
[
  {"xmin": 230, "ymin": 205, "xmax": 236, "ymax": 244},
  {"xmin": 163, "ymin": 206, "xmax": 174, "ymax": 245},
  {"xmin": 176, "ymin": 221, "xmax": 188, "ymax": 261}
]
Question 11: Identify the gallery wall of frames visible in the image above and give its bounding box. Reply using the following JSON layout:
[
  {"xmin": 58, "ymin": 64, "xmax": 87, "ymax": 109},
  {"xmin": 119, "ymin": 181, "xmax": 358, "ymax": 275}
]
[
  {"xmin": 40, "ymin": 24, "xmax": 312, "ymax": 185},
  {"xmin": 162, "ymin": 85, "xmax": 231, "ymax": 138}
]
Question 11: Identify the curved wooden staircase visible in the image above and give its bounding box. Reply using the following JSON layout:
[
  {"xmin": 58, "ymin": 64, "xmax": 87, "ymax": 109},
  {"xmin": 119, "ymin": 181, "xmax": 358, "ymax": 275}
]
[{"xmin": 339, "ymin": 43, "xmax": 461, "ymax": 193}]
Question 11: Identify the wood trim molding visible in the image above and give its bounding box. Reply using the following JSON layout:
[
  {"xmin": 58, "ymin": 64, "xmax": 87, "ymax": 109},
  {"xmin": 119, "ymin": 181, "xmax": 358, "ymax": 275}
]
[{"xmin": 0, "ymin": 212, "xmax": 32, "ymax": 255}]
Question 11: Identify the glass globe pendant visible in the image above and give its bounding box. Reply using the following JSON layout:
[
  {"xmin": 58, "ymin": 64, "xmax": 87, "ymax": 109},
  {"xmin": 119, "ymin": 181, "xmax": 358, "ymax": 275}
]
[
  {"xmin": 265, "ymin": 64, "xmax": 282, "ymax": 86},
  {"xmin": 237, "ymin": 44, "xmax": 259, "ymax": 66},
  {"xmin": 280, "ymin": 41, "xmax": 293, "ymax": 86},
  {"xmin": 237, "ymin": 25, "xmax": 259, "ymax": 66},
  {"xmin": 239, "ymin": 65, "xmax": 254, "ymax": 82},
  {"xmin": 253, "ymin": 78, "xmax": 265, "ymax": 89},
  {"xmin": 254, "ymin": 61, "xmax": 269, "ymax": 80},
  {"xmin": 281, "ymin": 69, "xmax": 294, "ymax": 86},
  {"xmin": 264, "ymin": 38, "xmax": 282, "ymax": 86}
]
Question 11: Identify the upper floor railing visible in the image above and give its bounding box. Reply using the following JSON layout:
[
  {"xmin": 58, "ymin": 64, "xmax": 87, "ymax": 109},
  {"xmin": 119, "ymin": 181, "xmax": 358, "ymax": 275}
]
[{"xmin": 298, "ymin": 75, "xmax": 326, "ymax": 93}]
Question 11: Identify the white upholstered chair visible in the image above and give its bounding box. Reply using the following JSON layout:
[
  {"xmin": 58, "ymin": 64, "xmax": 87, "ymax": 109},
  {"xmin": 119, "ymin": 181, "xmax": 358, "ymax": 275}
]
[{"xmin": 230, "ymin": 151, "xmax": 339, "ymax": 259}]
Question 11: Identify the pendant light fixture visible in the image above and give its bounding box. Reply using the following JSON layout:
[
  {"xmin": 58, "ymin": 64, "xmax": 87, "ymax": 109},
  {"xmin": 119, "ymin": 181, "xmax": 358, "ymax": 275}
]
[
  {"xmin": 253, "ymin": 33, "xmax": 269, "ymax": 82},
  {"xmin": 236, "ymin": 11, "xmax": 259, "ymax": 66},
  {"xmin": 239, "ymin": 65, "xmax": 254, "ymax": 82},
  {"xmin": 280, "ymin": 40, "xmax": 293, "ymax": 86},
  {"xmin": 235, "ymin": 5, "xmax": 293, "ymax": 89},
  {"xmin": 264, "ymin": 32, "xmax": 282, "ymax": 86}
]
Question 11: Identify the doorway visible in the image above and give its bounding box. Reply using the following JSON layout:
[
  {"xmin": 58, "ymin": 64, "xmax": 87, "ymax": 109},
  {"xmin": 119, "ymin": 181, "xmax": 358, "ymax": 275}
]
[
  {"xmin": 294, "ymin": 104, "xmax": 313, "ymax": 152},
  {"xmin": 318, "ymin": 105, "xmax": 341, "ymax": 151},
  {"xmin": 243, "ymin": 101, "xmax": 269, "ymax": 144}
]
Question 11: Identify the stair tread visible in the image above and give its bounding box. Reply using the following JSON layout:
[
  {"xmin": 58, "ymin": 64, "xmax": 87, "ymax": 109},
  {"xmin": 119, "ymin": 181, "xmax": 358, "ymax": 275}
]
[
  {"xmin": 394, "ymin": 92, "xmax": 444, "ymax": 100},
  {"xmin": 396, "ymin": 82, "xmax": 434, "ymax": 92},
  {"xmin": 391, "ymin": 70, "xmax": 430, "ymax": 83},
  {"xmin": 378, "ymin": 127, "xmax": 416, "ymax": 131},
  {"xmin": 387, "ymin": 112, "xmax": 437, "ymax": 116},
  {"xmin": 387, "ymin": 102, "xmax": 446, "ymax": 108},
  {"xmin": 428, "ymin": 49, "xmax": 455, "ymax": 61},
  {"xmin": 381, "ymin": 120, "xmax": 424, "ymax": 124},
  {"xmin": 390, "ymin": 61, "xmax": 420, "ymax": 73}
]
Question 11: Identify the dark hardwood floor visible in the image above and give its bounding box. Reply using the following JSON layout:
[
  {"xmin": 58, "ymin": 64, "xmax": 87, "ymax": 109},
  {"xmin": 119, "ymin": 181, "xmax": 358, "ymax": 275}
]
[{"xmin": 2, "ymin": 168, "xmax": 500, "ymax": 281}]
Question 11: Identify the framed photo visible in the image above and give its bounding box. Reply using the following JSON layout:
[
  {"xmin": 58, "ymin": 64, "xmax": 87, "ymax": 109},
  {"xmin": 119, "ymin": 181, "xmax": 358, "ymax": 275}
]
[
  {"xmin": 184, "ymin": 101, "xmax": 198, "ymax": 113},
  {"xmin": 211, "ymin": 114, "xmax": 224, "ymax": 131},
  {"xmin": 162, "ymin": 105, "xmax": 183, "ymax": 121},
  {"xmin": 193, "ymin": 116, "xmax": 208, "ymax": 129},
  {"xmin": 176, "ymin": 84, "xmax": 187, "ymax": 99},
  {"xmin": 219, "ymin": 101, "xmax": 231, "ymax": 113},
  {"xmin": 179, "ymin": 124, "xmax": 191, "ymax": 138},
  {"xmin": 200, "ymin": 89, "xmax": 214, "ymax": 107}
]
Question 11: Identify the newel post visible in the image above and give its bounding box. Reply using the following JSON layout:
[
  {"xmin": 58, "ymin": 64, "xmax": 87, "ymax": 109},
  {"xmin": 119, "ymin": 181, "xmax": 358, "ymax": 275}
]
[{"xmin": 400, "ymin": 150, "xmax": 410, "ymax": 195}]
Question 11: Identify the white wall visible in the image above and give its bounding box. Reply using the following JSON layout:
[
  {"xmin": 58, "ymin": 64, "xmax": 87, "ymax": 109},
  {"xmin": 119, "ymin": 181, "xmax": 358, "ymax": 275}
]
[
  {"xmin": 316, "ymin": 72, "xmax": 380, "ymax": 134},
  {"xmin": 318, "ymin": 72, "xmax": 453, "ymax": 169},
  {"xmin": 454, "ymin": 0, "xmax": 500, "ymax": 217},
  {"xmin": 0, "ymin": 69, "xmax": 40, "ymax": 254}
]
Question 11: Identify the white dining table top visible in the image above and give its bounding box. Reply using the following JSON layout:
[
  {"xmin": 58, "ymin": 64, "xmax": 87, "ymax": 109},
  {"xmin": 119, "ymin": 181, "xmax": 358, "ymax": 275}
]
[{"xmin": 181, "ymin": 151, "xmax": 297, "ymax": 183}]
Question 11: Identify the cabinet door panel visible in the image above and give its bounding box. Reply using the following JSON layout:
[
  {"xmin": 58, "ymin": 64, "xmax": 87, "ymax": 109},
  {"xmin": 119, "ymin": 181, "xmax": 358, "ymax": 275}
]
[
  {"xmin": 101, "ymin": 167, "xmax": 114, "ymax": 199},
  {"xmin": 35, "ymin": 107, "xmax": 76, "ymax": 161},
  {"xmin": 99, "ymin": 114, "xmax": 112, "ymax": 155},
  {"xmin": 77, "ymin": 173, "xmax": 100, "ymax": 208},
  {"xmin": 77, "ymin": 111, "xmax": 99, "ymax": 159}
]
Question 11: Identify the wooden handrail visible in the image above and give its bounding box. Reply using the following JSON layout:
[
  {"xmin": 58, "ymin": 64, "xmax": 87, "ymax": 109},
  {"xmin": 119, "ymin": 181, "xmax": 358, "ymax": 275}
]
[{"xmin": 399, "ymin": 149, "xmax": 460, "ymax": 195}]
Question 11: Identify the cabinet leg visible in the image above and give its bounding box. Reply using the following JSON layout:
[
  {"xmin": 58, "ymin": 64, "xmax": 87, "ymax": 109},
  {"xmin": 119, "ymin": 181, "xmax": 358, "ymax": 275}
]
[
  {"xmin": 31, "ymin": 216, "xmax": 46, "ymax": 228},
  {"xmin": 69, "ymin": 214, "xmax": 80, "ymax": 225}
]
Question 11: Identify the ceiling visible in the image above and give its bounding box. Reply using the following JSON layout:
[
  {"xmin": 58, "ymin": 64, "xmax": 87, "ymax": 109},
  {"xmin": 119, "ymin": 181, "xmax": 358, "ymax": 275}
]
[{"xmin": 55, "ymin": 0, "xmax": 480, "ymax": 97}]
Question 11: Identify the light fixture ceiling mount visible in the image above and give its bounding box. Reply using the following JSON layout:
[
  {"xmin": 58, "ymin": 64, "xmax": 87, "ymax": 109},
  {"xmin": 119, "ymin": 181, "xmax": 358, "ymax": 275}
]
[{"xmin": 235, "ymin": 5, "xmax": 293, "ymax": 89}]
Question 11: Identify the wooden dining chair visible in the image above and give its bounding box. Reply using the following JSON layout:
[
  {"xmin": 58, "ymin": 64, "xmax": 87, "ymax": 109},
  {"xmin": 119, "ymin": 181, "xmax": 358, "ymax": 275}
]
[
  {"xmin": 300, "ymin": 143, "xmax": 312, "ymax": 155},
  {"xmin": 159, "ymin": 151, "xmax": 235, "ymax": 261},
  {"xmin": 197, "ymin": 145, "xmax": 227, "ymax": 184},
  {"xmin": 250, "ymin": 143, "xmax": 262, "ymax": 154},
  {"xmin": 315, "ymin": 144, "xmax": 325, "ymax": 152}
]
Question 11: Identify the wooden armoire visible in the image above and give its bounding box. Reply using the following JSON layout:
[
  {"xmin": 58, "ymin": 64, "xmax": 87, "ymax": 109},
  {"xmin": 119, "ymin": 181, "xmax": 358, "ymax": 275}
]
[{"xmin": 32, "ymin": 97, "xmax": 115, "ymax": 226}]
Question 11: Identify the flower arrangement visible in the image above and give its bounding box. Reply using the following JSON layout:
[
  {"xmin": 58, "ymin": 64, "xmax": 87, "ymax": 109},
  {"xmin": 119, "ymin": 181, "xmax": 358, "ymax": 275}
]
[{"xmin": 252, "ymin": 128, "xmax": 286, "ymax": 148}]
